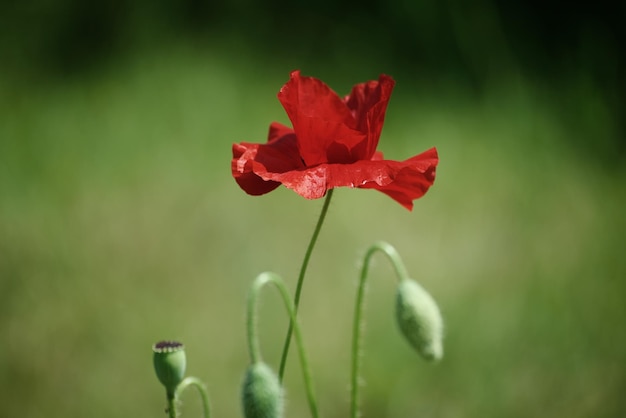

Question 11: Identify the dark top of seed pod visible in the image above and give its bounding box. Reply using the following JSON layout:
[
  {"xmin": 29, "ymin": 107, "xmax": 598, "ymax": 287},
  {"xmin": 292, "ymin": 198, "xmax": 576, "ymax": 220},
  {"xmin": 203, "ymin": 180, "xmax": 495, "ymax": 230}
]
[{"xmin": 153, "ymin": 340, "xmax": 184, "ymax": 353}]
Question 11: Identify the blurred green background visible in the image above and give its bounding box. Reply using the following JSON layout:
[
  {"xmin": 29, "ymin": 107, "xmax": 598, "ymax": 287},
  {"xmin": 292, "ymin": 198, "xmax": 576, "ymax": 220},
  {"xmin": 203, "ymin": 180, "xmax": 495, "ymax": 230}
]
[{"xmin": 1, "ymin": 0, "xmax": 625, "ymax": 417}]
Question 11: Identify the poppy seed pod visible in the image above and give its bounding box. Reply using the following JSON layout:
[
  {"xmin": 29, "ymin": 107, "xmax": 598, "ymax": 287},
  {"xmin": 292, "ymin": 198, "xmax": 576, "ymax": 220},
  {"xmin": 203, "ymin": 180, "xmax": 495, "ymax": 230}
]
[
  {"xmin": 153, "ymin": 341, "xmax": 186, "ymax": 394},
  {"xmin": 241, "ymin": 362, "xmax": 284, "ymax": 418},
  {"xmin": 395, "ymin": 279, "xmax": 444, "ymax": 361}
]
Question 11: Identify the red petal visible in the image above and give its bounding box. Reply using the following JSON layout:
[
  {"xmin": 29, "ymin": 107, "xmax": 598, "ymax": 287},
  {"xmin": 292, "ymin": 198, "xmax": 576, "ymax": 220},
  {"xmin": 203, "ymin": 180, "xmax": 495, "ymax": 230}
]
[
  {"xmin": 277, "ymin": 71, "xmax": 365, "ymax": 166},
  {"xmin": 258, "ymin": 147, "xmax": 439, "ymax": 209},
  {"xmin": 345, "ymin": 74, "xmax": 395, "ymax": 159},
  {"xmin": 361, "ymin": 148, "xmax": 439, "ymax": 210},
  {"xmin": 231, "ymin": 122, "xmax": 305, "ymax": 196}
]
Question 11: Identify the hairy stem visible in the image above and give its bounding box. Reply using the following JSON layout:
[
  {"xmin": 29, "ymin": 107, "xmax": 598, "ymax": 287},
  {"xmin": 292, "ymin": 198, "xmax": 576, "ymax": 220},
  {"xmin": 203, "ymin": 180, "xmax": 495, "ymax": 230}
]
[
  {"xmin": 248, "ymin": 272, "xmax": 319, "ymax": 418},
  {"xmin": 166, "ymin": 392, "xmax": 177, "ymax": 418},
  {"xmin": 175, "ymin": 377, "xmax": 212, "ymax": 418},
  {"xmin": 350, "ymin": 241, "xmax": 410, "ymax": 418}
]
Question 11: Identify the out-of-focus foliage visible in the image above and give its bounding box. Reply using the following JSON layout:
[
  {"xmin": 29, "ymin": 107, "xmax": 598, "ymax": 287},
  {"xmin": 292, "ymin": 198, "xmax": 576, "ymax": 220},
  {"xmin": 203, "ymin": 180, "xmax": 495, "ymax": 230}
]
[
  {"xmin": 2, "ymin": 0, "xmax": 623, "ymax": 162},
  {"xmin": 0, "ymin": 1, "xmax": 625, "ymax": 417}
]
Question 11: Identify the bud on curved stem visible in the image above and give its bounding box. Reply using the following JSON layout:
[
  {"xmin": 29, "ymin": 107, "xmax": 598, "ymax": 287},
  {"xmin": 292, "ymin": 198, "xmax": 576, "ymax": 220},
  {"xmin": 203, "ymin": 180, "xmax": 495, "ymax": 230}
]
[
  {"xmin": 244, "ymin": 272, "xmax": 319, "ymax": 418},
  {"xmin": 350, "ymin": 241, "xmax": 444, "ymax": 418},
  {"xmin": 396, "ymin": 279, "xmax": 444, "ymax": 361}
]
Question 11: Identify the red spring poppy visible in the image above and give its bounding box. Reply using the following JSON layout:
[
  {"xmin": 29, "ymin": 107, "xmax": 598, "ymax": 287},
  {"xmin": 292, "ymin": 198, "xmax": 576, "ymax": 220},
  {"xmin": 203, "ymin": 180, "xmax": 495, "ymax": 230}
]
[{"xmin": 231, "ymin": 70, "xmax": 438, "ymax": 210}]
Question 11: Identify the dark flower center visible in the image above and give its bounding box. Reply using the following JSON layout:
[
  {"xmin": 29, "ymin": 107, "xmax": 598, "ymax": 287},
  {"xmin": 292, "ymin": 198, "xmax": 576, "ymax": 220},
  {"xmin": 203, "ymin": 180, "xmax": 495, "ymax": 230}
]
[{"xmin": 153, "ymin": 340, "xmax": 184, "ymax": 353}]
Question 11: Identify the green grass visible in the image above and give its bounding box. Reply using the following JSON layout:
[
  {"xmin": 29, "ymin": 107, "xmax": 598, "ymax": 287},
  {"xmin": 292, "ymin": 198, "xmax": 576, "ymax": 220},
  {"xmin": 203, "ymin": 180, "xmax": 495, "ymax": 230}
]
[{"xmin": 1, "ymin": 44, "xmax": 625, "ymax": 418}]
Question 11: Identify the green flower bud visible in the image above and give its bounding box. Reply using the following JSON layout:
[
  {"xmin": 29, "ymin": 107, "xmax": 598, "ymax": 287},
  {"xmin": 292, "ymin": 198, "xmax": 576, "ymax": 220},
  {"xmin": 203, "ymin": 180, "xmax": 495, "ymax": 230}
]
[
  {"xmin": 153, "ymin": 341, "xmax": 186, "ymax": 394},
  {"xmin": 395, "ymin": 279, "xmax": 444, "ymax": 361},
  {"xmin": 241, "ymin": 362, "xmax": 284, "ymax": 418}
]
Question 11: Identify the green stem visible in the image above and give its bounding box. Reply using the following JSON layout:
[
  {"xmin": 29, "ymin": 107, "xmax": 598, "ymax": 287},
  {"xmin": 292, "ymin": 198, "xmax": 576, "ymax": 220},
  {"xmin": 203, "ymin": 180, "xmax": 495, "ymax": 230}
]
[
  {"xmin": 278, "ymin": 189, "xmax": 334, "ymax": 381},
  {"xmin": 175, "ymin": 377, "xmax": 212, "ymax": 418},
  {"xmin": 350, "ymin": 241, "xmax": 410, "ymax": 418},
  {"xmin": 166, "ymin": 392, "xmax": 177, "ymax": 418},
  {"xmin": 248, "ymin": 272, "xmax": 319, "ymax": 418}
]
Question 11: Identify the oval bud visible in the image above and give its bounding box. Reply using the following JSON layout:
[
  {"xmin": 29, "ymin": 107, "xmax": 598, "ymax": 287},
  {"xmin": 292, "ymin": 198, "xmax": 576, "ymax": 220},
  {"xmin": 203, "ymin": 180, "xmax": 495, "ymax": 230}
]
[
  {"xmin": 395, "ymin": 279, "xmax": 444, "ymax": 361},
  {"xmin": 241, "ymin": 362, "xmax": 284, "ymax": 418},
  {"xmin": 153, "ymin": 341, "xmax": 186, "ymax": 394}
]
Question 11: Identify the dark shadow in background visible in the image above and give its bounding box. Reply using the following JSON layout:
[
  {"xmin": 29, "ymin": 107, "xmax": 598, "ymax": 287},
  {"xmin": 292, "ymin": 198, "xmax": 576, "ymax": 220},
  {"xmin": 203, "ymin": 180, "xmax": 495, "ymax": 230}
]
[{"xmin": 1, "ymin": 0, "xmax": 624, "ymax": 162}]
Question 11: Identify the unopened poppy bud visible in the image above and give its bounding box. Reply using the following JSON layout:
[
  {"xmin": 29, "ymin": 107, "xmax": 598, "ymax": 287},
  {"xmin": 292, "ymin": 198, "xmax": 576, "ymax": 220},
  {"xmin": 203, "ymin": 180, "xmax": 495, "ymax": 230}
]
[
  {"xmin": 395, "ymin": 279, "xmax": 444, "ymax": 361},
  {"xmin": 241, "ymin": 362, "xmax": 284, "ymax": 418},
  {"xmin": 153, "ymin": 341, "xmax": 186, "ymax": 394}
]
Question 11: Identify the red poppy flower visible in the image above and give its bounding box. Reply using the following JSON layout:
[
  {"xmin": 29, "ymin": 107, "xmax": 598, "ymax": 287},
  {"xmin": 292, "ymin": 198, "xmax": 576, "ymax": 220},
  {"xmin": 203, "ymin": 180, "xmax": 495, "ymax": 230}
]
[{"xmin": 231, "ymin": 70, "xmax": 438, "ymax": 210}]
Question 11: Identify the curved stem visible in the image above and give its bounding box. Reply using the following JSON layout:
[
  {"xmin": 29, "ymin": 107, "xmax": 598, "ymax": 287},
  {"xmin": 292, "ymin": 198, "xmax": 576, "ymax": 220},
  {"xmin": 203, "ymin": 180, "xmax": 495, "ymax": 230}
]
[
  {"xmin": 175, "ymin": 377, "xmax": 212, "ymax": 418},
  {"xmin": 350, "ymin": 241, "xmax": 410, "ymax": 418},
  {"xmin": 278, "ymin": 189, "xmax": 334, "ymax": 380},
  {"xmin": 248, "ymin": 272, "xmax": 319, "ymax": 418}
]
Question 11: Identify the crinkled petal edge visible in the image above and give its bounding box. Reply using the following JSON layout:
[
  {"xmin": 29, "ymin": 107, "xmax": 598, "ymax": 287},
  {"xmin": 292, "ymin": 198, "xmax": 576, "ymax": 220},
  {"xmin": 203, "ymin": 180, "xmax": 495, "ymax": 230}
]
[{"xmin": 257, "ymin": 147, "xmax": 439, "ymax": 210}]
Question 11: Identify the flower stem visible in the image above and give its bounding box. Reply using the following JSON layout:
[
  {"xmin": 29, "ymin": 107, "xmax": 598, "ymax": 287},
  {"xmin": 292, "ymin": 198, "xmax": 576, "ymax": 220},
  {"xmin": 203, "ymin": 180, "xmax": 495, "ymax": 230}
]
[
  {"xmin": 248, "ymin": 272, "xmax": 319, "ymax": 418},
  {"xmin": 166, "ymin": 392, "xmax": 177, "ymax": 418},
  {"xmin": 350, "ymin": 241, "xmax": 409, "ymax": 418},
  {"xmin": 278, "ymin": 189, "xmax": 334, "ymax": 381},
  {"xmin": 175, "ymin": 377, "xmax": 212, "ymax": 418}
]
